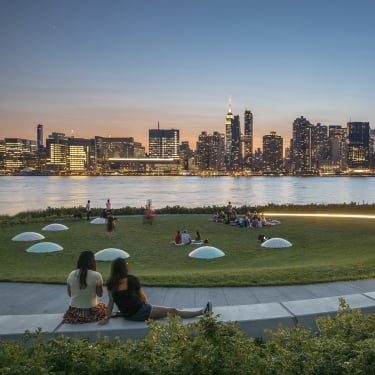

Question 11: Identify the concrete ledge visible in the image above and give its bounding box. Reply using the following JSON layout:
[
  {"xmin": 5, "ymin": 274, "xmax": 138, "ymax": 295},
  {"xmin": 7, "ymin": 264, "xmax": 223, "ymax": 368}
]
[
  {"xmin": 282, "ymin": 293, "xmax": 375, "ymax": 331},
  {"xmin": 57, "ymin": 318, "xmax": 150, "ymax": 341},
  {"xmin": 1, "ymin": 292, "xmax": 375, "ymax": 342},
  {"xmin": 213, "ymin": 303, "xmax": 296, "ymax": 339},
  {"xmin": 0, "ymin": 314, "xmax": 63, "ymax": 340}
]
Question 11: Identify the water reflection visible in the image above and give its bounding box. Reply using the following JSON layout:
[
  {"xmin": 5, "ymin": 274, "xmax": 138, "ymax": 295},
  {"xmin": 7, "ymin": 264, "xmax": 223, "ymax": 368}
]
[{"xmin": 1, "ymin": 176, "xmax": 374, "ymax": 216}]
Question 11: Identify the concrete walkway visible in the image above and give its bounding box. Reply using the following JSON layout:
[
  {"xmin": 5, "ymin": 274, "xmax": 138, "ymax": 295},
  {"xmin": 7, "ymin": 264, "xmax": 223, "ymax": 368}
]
[{"xmin": 2, "ymin": 279, "xmax": 375, "ymax": 315}]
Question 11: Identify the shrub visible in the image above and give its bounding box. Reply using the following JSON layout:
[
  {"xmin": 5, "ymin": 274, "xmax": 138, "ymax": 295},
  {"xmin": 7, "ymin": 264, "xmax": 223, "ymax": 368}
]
[{"xmin": 2, "ymin": 304, "xmax": 375, "ymax": 374}]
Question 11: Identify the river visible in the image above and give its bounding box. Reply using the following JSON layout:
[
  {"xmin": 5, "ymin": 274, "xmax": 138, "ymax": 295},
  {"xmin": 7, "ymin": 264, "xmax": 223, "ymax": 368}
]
[{"xmin": 0, "ymin": 175, "xmax": 374, "ymax": 216}]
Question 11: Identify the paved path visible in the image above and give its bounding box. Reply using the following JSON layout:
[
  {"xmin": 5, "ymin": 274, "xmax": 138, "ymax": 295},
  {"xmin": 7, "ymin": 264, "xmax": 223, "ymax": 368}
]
[{"xmin": 2, "ymin": 279, "xmax": 375, "ymax": 315}]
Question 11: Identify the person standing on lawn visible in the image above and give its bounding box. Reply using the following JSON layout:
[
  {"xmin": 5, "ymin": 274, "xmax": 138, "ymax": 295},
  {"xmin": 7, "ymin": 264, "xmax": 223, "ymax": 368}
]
[{"xmin": 85, "ymin": 200, "xmax": 91, "ymax": 221}]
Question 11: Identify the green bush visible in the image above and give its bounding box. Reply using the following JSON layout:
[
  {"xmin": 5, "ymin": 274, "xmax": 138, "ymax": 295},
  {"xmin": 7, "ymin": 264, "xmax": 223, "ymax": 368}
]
[
  {"xmin": 2, "ymin": 302, "xmax": 375, "ymax": 374},
  {"xmin": 2, "ymin": 203, "xmax": 375, "ymax": 226},
  {"xmin": 263, "ymin": 299, "xmax": 375, "ymax": 374}
]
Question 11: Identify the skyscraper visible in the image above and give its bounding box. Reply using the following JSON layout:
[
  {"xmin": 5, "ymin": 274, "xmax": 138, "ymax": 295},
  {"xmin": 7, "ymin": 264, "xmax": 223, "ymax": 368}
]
[
  {"xmin": 46, "ymin": 132, "xmax": 68, "ymax": 171},
  {"xmin": 291, "ymin": 116, "xmax": 313, "ymax": 172},
  {"xmin": 262, "ymin": 131, "xmax": 283, "ymax": 172},
  {"xmin": 37, "ymin": 124, "xmax": 44, "ymax": 151},
  {"xmin": 347, "ymin": 122, "xmax": 370, "ymax": 169},
  {"xmin": 68, "ymin": 137, "xmax": 95, "ymax": 172},
  {"xmin": 224, "ymin": 104, "xmax": 242, "ymax": 171},
  {"xmin": 243, "ymin": 109, "xmax": 253, "ymax": 169},
  {"xmin": 4, "ymin": 138, "xmax": 37, "ymax": 171},
  {"xmin": 311, "ymin": 123, "xmax": 328, "ymax": 167},
  {"xmin": 195, "ymin": 131, "xmax": 225, "ymax": 172},
  {"xmin": 327, "ymin": 125, "xmax": 347, "ymax": 170},
  {"xmin": 149, "ymin": 124, "xmax": 179, "ymax": 159},
  {"xmin": 230, "ymin": 114, "xmax": 241, "ymax": 171},
  {"xmin": 225, "ymin": 104, "xmax": 234, "ymax": 166}
]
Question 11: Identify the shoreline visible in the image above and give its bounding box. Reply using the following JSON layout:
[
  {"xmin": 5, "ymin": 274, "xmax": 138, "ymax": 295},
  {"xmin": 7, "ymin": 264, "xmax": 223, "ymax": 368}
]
[{"xmin": 2, "ymin": 202, "xmax": 375, "ymax": 220}]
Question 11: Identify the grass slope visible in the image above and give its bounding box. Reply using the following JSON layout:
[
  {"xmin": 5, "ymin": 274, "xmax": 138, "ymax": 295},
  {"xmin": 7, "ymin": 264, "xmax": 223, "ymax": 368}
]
[{"xmin": 1, "ymin": 214, "xmax": 375, "ymax": 286}]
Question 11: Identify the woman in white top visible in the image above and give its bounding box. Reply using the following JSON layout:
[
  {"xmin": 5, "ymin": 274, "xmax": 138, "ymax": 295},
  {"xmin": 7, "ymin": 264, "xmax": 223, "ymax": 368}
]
[{"xmin": 62, "ymin": 250, "xmax": 107, "ymax": 324}]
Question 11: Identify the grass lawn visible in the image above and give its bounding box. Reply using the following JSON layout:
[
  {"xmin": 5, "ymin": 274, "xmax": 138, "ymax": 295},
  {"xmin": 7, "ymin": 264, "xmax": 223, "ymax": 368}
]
[{"xmin": 1, "ymin": 214, "xmax": 375, "ymax": 286}]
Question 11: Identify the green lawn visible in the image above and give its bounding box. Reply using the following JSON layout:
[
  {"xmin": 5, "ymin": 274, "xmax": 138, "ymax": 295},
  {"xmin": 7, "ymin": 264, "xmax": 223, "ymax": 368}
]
[{"xmin": 1, "ymin": 214, "xmax": 375, "ymax": 286}]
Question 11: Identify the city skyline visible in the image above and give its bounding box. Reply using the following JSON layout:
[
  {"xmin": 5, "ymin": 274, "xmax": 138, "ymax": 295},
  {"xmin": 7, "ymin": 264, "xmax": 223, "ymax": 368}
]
[{"xmin": 1, "ymin": 0, "xmax": 374, "ymax": 150}]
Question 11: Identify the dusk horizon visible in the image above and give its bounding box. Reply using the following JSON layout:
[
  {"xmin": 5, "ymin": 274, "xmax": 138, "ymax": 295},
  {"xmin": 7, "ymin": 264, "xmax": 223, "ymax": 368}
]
[{"xmin": 1, "ymin": 0, "xmax": 374, "ymax": 150}]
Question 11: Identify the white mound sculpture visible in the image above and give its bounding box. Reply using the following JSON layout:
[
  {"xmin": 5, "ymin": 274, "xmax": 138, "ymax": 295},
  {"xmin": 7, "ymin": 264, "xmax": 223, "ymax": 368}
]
[
  {"xmin": 26, "ymin": 242, "xmax": 63, "ymax": 253},
  {"xmin": 261, "ymin": 237, "xmax": 292, "ymax": 248},
  {"xmin": 188, "ymin": 246, "xmax": 225, "ymax": 259},
  {"xmin": 12, "ymin": 232, "xmax": 45, "ymax": 241},
  {"xmin": 95, "ymin": 248, "xmax": 130, "ymax": 261},
  {"xmin": 42, "ymin": 223, "xmax": 69, "ymax": 231}
]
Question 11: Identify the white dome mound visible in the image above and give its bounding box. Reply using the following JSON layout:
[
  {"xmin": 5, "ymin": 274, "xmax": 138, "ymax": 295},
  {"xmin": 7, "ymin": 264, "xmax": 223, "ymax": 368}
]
[
  {"xmin": 261, "ymin": 237, "xmax": 292, "ymax": 248},
  {"xmin": 189, "ymin": 246, "xmax": 225, "ymax": 259},
  {"xmin": 12, "ymin": 232, "xmax": 45, "ymax": 241},
  {"xmin": 95, "ymin": 248, "xmax": 130, "ymax": 261},
  {"xmin": 42, "ymin": 223, "xmax": 69, "ymax": 231},
  {"xmin": 26, "ymin": 242, "xmax": 63, "ymax": 253},
  {"xmin": 90, "ymin": 218, "xmax": 107, "ymax": 224}
]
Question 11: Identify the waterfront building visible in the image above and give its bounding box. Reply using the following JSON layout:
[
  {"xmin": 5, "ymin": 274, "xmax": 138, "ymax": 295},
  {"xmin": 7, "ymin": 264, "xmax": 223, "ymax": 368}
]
[
  {"xmin": 230, "ymin": 114, "xmax": 242, "ymax": 171},
  {"xmin": 290, "ymin": 117, "xmax": 330, "ymax": 174},
  {"xmin": 148, "ymin": 125, "xmax": 179, "ymax": 159},
  {"xmin": 179, "ymin": 141, "xmax": 194, "ymax": 170},
  {"xmin": 311, "ymin": 123, "xmax": 328, "ymax": 171},
  {"xmin": 35, "ymin": 124, "xmax": 48, "ymax": 171},
  {"xmin": 243, "ymin": 109, "xmax": 253, "ymax": 170},
  {"xmin": 224, "ymin": 104, "xmax": 242, "ymax": 171},
  {"xmin": 291, "ymin": 118, "xmax": 336, "ymax": 174},
  {"xmin": 95, "ymin": 136, "xmax": 144, "ymax": 171},
  {"xmin": 262, "ymin": 131, "xmax": 283, "ymax": 173},
  {"xmin": 46, "ymin": 132, "xmax": 69, "ymax": 171},
  {"xmin": 252, "ymin": 147, "xmax": 263, "ymax": 172},
  {"xmin": 347, "ymin": 121, "xmax": 370, "ymax": 170},
  {"xmin": 370, "ymin": 129, "xmax": 375, "ymax": 169},
  {"xmin": 108, "ymin": 157, "xmax": 180, "ymax": 175},
  {"xmin": 67, "ymin": 137, "xmax": 95, "ymax": 172},
  {"xmin": 36, "ymin": 124, "xmax": 44, "ymax": 151},
  {"xmin": 195, "ymin": 131, "xmax": 225, "ymax": 172},
  {"xmin": 0, "ymin": 140, "xmax": 5, "ymax": 171},
  {"xmin": 290, "ymin": 116, "xmax": 314, "ymax": 173},
  {"xmin": 3, "ymin": 138, "xmax": 37, "ymax": 172},
  {"xmin": 326, "ymin": 125, "xmax": 348, "ymax": 172},
  {"xmin": 284, "ymin": 146, "xmax": 292, "ymax": 172}
]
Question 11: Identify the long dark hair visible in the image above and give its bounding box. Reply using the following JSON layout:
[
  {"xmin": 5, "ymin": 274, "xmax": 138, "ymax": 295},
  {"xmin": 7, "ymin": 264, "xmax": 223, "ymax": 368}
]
[
  {"xmin": 106, "ymin": 257, "xmax": 129, "ymax": 291},
  {"xmin": 76, "ymin": 251, "xmax": 96, "ymax": 289}
]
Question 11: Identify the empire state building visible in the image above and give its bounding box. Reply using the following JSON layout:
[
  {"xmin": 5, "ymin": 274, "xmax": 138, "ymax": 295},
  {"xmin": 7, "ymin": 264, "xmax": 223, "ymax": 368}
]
[{"xmin": 225, "ymin": 103, "xmax": 234, "ymax": 166}]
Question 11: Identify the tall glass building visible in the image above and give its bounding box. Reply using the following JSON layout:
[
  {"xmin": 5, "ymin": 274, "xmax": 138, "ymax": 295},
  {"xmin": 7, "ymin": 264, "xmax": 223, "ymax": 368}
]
[
  {"xmin": 148, "ymin": 126, "xmax": 179, "ymax": 159},
  {"xmin": 243, "ymin": 109, "xmax": 253, "ymax": 169},
  {"xmin": 36, "ymin": 124, "xmax": 44, "ymax": 151},
  {"xmin": 263, "ymin": 131, "xmax": 283, "ymax": 172},
  {"xmin": 347, "ymin": 122, "xmax": 370, "ymax": 169}
]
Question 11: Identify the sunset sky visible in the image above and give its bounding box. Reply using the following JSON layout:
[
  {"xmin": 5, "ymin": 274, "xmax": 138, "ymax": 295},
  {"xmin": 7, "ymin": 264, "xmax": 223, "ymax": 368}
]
[{"xmin": 1, "ymin": 0, "xmax": 374, "ymax": 151}]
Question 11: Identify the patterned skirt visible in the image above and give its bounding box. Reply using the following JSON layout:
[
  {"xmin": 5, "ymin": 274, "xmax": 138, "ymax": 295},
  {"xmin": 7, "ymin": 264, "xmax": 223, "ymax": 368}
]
[{"xmin": 62, "ymin": 302, "xmax": 107, "ymax": 324}]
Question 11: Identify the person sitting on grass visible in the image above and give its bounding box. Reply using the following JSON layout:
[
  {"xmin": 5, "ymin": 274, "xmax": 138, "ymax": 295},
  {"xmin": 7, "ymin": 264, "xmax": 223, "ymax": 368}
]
[
  {"xmin": 174, "ymin": 230, "xmax": 182, "ymax": 244},
  {"xmin": 181, "ymin": 230, "xmax": 192, "ymax": 245},
  {"xmin": 191, "ymin": 231, "xmax": 203, "ymax": 244},
  {"xmin": 63, "ymin": 251, "xmax": 107, "ymax": 324},
  {"xmin": 99, "ymin": 258, "xmax": 212, "ymax": 324}
]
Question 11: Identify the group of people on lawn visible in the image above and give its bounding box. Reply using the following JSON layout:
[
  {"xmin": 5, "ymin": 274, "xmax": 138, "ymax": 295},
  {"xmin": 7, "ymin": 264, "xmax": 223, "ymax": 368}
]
[
  {"xmin": 174, "ymin": 230, "xmax": 203, "ymax": 245},
  {"xmin": 213, "ymin": 201, "xmax": 277, "ymax": 228}
]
